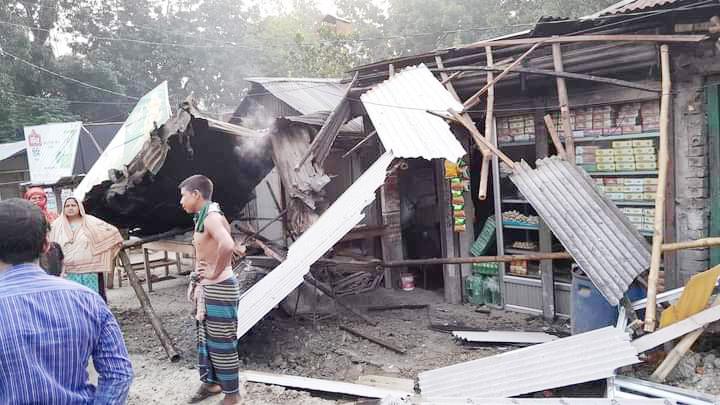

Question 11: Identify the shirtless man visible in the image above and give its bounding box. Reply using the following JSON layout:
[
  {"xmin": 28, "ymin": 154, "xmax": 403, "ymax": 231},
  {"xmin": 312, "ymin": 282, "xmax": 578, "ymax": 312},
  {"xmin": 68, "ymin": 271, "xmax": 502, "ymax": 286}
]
[{"xmin": 179, "ymin": 175, "xmax": 241, "ymax": 405}]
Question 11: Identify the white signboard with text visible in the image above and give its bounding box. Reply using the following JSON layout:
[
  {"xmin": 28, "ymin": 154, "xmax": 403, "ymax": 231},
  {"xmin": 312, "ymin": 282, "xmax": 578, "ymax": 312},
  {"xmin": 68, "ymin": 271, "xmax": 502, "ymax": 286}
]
[{"xmin": 24, "ymin": 122, "xmax": 83, "ymax": 185}]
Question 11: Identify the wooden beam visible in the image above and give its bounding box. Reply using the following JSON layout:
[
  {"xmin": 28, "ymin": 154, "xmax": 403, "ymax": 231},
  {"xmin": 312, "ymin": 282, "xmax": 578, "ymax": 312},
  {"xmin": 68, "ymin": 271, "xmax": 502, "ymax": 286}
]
[
  {"xmin": 435, "ymin": 66, "xmax": 661, "ymax": 93},
  {"xmin": 645, "ymin": 45, "xmax": 672, "ymax": 333},
  {"xmin": 466, "ymin": 34, "xmax": 708, "ymax": 48},
  {"xmin": 543, "ymin": 115, "xmax": 567, "ymax": 159},
  {"xmin": 552, "ymin": 42, "xmax": 575, "ymax": 164},
  {"xmin": 463, "ymin": 42, "xmax": 543, "ymax": 111},
  {"xmin": 118, "ymin": 249, "xmax": 180, "ymax": 362},
  {"xmin": 450, "ymin": 111, "xmax": 516, "ymax": 169}
]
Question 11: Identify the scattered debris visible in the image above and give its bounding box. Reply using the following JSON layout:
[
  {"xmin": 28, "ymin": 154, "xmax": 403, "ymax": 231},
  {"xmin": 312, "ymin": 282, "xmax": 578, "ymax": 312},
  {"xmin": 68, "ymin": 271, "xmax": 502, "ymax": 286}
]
[
  {"xmin": 451, "ymin": 331, "xmax": 558, "ymax": 344},
  {"xmin": 339, "ymin": 325, "xmax": 407, "ymax": 355},
  {"xmin": 366, "ymin": 305, "xmax": 429, "ymax": 312}
]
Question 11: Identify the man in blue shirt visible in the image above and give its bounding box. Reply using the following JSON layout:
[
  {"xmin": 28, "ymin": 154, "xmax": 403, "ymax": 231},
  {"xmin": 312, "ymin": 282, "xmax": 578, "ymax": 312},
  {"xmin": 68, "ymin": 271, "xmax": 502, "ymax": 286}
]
[{"xmin": 0, "ymin": 199, "xmax": 133, "ymax": 404}]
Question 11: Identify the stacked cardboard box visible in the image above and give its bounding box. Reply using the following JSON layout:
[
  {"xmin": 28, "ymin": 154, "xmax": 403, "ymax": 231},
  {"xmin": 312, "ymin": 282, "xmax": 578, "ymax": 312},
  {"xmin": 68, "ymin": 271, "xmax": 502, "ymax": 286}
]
[
  {"xmin": 594, "ymin": 177, "xmax": 659, "ymax": 201},
  {"xmin": 497, "ymin": 114, "xmax": 535, "ymax": 144},
  {"xmin": 576, "ymin": 139, "xmax": 657, "ymax": 172},
  {"xmin": 620, "ymin": 207, "xmax": 656, "ymax": 233}
]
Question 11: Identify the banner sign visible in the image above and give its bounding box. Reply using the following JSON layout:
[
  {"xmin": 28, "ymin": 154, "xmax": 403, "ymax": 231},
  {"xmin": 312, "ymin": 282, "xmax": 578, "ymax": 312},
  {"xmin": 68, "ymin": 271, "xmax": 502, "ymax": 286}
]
[
  {"xmin": 75, "ymin": 81, "xmax": 171, "ymax": 201},
  {"xmin": 24, "ymin": 122, "xmax": 82, "ymax": 185}
]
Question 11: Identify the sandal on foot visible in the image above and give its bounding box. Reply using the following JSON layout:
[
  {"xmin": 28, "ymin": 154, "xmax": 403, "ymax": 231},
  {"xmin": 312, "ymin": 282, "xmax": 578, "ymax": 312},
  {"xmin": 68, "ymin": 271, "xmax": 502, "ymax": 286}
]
[{"xmin": 188, "ymin": 385, "xmax": 221, "ymax": 403}]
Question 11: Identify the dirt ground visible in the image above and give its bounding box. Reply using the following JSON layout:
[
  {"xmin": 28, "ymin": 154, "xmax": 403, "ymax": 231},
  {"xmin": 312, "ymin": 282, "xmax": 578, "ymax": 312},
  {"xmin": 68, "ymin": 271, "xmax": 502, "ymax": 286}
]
[{"xmin": 107, "ymin": 262, "xmax": 567, "ymax": 404}]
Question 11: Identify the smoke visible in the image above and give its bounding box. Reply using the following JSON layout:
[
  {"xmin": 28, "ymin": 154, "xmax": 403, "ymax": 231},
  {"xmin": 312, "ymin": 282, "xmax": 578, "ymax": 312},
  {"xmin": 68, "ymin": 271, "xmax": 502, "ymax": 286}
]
[
  {"xmin": 240, "ymin": 99, "xmax": 276, "ymax": 130},
  {"xmin": 233, "ymin": 132, "xmax": 272, "ymax": 161}
]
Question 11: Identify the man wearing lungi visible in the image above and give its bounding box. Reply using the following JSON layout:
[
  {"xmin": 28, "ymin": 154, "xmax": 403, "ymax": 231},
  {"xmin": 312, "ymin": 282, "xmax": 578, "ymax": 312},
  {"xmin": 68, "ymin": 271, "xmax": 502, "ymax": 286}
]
[{"xmin": 180, "ymin": 175, "xmax": 241, "ymax": 405}]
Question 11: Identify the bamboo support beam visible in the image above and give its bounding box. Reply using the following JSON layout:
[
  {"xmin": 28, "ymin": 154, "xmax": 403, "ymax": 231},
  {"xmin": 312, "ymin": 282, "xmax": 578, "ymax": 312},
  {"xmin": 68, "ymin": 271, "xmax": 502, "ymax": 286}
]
[
  {"xmin": 543, "ymin": 115, "xmax": 567, "ymax": 159},
  {"xmin": 450, "ymin": 111, "xmax": 516, "ymax": 169},
  {"xmin": 552, "ymin": 42, "xmax": 576, "ymax": 164},
  {"xmin": 662, "ymin": 237, "xmax": 720, "ymax": 251},
  {"xmin": 466, "ymin": 34, "xmax": 708, "ymax": 48},
  {"xmin": 479, "ymin": 46, "xmax": 495, "ymax": 201},
  {"xmin": 645, "ymin": 45, "xmax": 672, "ymax": 333},
  {"xmin": 118, "ymin": 249, "xmax": 180, "ymax": 362},
  {"xmin": 463, "ymin": 42, "xmax": 543, "ymax": 111}
]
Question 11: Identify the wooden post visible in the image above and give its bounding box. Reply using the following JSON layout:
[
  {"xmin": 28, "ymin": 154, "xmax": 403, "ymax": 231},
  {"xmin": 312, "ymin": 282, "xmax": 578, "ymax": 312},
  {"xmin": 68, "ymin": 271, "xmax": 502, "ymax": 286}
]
[
  {"xmin": 435, "ymin": 160, "xmax": 462, "ymax": 304},
  {"xmin": 645, "ymin": 45, "xmax": 672, "ymax": 332},
  {"xmin": 552, "ymin": 42, "xmax": 575, "ymax": 164},
  {"xmin": 536, "ymin": 107, "xmax": 555, "ymax": 320},
  {"xmin": 118, "ymin": 249, "xmax": 180, "ymax": 362},
  {"xmin": 143, "ymin": 247, "xmax": 153, "ymax": 292},
  {"xmin": 380, "ymin": 171, "xmax": 404, "ymax": 290},
  {"xmin": 543, "ymin": 115, "xmax": 567, "ymax": 159},
  {"xmin": 479, "ymin": 46, "xmax": 495, "ymax": 201}
]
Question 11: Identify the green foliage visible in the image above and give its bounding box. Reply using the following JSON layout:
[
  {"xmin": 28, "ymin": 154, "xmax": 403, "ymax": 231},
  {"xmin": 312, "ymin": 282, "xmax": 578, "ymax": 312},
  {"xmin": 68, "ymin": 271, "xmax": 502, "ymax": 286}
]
[{"xmin": 0, "ymin": 0, "xmax": 621, "ymax": 142}]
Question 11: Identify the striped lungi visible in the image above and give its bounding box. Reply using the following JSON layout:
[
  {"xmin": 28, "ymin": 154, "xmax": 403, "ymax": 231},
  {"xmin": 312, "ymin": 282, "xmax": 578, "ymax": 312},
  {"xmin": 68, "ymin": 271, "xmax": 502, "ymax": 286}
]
[{"xmin": 197, "ymin": 276, "xmax": 240, "ymax": 394}]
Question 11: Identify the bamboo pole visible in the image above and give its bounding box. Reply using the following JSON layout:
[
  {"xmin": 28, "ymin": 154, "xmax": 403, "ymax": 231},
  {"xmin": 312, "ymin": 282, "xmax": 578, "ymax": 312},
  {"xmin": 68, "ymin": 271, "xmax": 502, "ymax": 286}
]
[
  {"xmin": 118, "ymin": 249, "xmax": 180, "ymax": 362},
  {"xmin": 661, "ymin": 237, "xmax": 720, "ymax": 252},
  {"xmin": 645, "ymin": 45, "xmax": 672, "ymax": 333},
  {"xmin": 543, "ymin": 115, "xmax": 567, "ymax": 159},
  {"xmin": 651, "ymin": 295, "xmax": 720, "ymax": 382},
  {"xmin": 383, "ymin": 252, "xmax": 572, "ymax": 267},
  {"xmin": 479, "ymin": 46, "xmax": 496, "ymax": 200},
  {"xmin": 552, "ymin": 42, "xmax": 576, "ymax": 164},
  {"xmin": 463, "ymin": 42, "xmax": 543, "ymax": 111}
]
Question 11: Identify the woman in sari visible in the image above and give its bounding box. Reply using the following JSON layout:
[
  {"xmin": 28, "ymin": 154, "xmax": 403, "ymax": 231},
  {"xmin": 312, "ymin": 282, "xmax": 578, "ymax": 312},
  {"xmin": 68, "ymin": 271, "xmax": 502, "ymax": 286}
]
[
  {"xmin": 24, "ymin": 187, "xmax": 58, "ymax": 223},
  {"xmin": 50, "ymin": 197, "xmax": 123, "ymax": 301},
  {"xmin": 25, "ymin": 187, "xmax": 63, "ymax": 275}
]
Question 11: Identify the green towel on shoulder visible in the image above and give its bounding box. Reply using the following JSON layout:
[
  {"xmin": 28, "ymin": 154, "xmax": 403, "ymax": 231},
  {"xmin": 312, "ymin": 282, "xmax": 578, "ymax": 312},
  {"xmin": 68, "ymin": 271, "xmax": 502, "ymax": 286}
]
[{"xmin": 194, "ymin": 202, "xmax": 222, "ymax": 233}]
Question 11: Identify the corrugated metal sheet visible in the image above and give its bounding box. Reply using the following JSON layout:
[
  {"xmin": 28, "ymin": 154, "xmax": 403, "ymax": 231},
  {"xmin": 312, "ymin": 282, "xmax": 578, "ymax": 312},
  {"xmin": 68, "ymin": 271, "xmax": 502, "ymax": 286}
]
[
  {"xmin": 510, "ymin": 157, "xmax": 651, "ymax": 305},
  {"xmin": 361, "ymin": 64, "xmax": 467, "ymax": 161},
  {"xmin": 245, "ymin": 78, "xmax": 348, "ymax": 115},
  {"xmin": 236, "ymin": 152, "xmax": 395, "ymax": 338},
  {"xmin": 418, "ymin": 326, "xmax": 640, "ymax": 399},
  {"xmin": 419, "ymin": 399, "xmax": 674, "ymax": 405},
  {"xmin": 613, "ymin": 376, "xmax": 716, "ymax": 405},
  {"xmin": 452, "ymin": 331, "xmax": 558, "ymax": 344},
  {"xmin": 0, "ymin": 141, "xmax": 26, "ymax": 162},
  {"xmin": 604, "ymin": 0, "xmax": 678, "ymax": 15},
  {"xmin": 240, "ymin": 370, "xmax": 412, "ymax": 399},
  {"xmin": 632, "ymin": 303, "xmax": 720, "ymax": 353}
]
